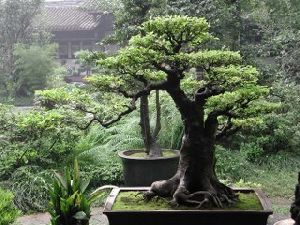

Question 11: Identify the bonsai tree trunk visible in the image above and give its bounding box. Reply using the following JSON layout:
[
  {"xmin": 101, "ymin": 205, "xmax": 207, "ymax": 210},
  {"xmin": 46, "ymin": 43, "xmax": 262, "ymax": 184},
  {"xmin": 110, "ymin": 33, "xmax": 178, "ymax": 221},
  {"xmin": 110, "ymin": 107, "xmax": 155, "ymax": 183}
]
[
  {"xmin": 139, "ymin": 91, "xmax": 162, "ymax": 157},
  {"xmin": 146, "ymin": 88, "xmax": 237, "ymax": 208},
  {"xmin": 290, "ymin": 172, "xmax": 300, "ymax": 224}
]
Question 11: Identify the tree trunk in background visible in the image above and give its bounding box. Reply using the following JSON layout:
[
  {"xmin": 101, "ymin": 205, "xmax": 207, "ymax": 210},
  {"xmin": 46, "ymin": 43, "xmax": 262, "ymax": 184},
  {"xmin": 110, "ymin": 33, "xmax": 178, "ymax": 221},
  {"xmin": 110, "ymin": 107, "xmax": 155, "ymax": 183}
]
[
  {"xmin": 139, "ymin": 94, "xmax": 162, "ymax": 157},
  {"xmin": 152, "ymin": 90, "xmax": 162, "ymax": 148}
]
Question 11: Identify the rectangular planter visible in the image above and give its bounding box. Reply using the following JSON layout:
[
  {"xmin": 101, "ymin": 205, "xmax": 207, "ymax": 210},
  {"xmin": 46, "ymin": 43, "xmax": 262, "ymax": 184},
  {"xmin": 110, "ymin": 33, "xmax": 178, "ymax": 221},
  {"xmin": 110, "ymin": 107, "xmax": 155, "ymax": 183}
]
[{"xmin": 103, "ymin": 187, "xmax": 273, "ymax": 225}]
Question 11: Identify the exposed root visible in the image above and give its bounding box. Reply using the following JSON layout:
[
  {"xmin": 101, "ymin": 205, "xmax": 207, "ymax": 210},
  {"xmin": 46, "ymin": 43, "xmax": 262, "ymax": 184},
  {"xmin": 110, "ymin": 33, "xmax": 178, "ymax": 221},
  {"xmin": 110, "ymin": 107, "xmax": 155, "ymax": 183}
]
[
  {"xmin": 220, "ymin": 193, "xmax": 236, "ymax": 205},
  {"xmin": 174, "ymin": 189, "xmax": 225, "ymax": 208},
  {"xmin": 143, "ymin": 190, "xmax": 157, "ymax": 201},
  {"xmin": 145, "ymin": 177, "xmax": 238, "ymax": 209},
  {"xmin": 144, "ymin": 175, "xmax": 180, "ymax": 201}
]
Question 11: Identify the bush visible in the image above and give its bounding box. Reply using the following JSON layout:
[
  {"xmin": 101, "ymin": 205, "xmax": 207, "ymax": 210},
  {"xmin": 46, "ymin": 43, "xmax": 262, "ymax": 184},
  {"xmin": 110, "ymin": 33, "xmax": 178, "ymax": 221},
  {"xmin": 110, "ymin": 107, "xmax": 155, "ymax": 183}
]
[
  {"xmin": 215, "ymin": 145, "xmax": 252, "ymax": 182},
  {"xmin": 236, "ymin": 82, "xmax": 300, "ymax": 155},
  {"xmin": 10, "ymin": 166, "xmax": 52, "ymax": 212},
  {"xmin": 81, "ymin": 159, "xmax": 123, "ymax": 188},
  {"xmin": 240, "ymin": 142, "xmax": 264, "ymax": 163},
  {"xmin": 0, "ymin": 188, "xmax": 20, "ymax": 225}
]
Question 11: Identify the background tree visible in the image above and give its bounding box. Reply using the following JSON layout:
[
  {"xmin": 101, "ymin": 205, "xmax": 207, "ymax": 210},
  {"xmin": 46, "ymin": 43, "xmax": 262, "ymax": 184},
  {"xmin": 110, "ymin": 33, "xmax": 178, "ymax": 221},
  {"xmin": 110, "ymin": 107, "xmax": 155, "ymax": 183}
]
[
  {"xmin": 0, "ymin": 0, "xmax": 51, "ymax": 101},
  {"xmin": 14, "ymin": 44, "xmax": 59, "ymax": 97}
]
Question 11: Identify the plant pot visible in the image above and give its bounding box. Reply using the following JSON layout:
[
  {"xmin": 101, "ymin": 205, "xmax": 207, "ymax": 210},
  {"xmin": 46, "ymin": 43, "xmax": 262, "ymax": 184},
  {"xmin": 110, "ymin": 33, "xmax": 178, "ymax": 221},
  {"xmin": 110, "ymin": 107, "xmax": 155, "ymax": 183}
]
[
  {"xmin": 118, "ymin": 149, "xmax": 180, "ymax": 186},
  {"xmin": 103, "ymin": 187, "xmax": 273, "ymax": 225}
]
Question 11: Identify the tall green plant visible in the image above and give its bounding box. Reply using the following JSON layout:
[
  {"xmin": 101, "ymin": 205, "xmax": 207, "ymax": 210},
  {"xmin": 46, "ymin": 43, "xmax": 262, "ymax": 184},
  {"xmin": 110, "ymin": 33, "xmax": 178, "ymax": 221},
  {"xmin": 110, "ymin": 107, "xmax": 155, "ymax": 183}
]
[
  {"xmin": 48, "ymin": 159, "xmax": 107, "ymax": 225},
  {"xmin": 49, "ymin": 159, "xmax": 90, "ymax": 225}
]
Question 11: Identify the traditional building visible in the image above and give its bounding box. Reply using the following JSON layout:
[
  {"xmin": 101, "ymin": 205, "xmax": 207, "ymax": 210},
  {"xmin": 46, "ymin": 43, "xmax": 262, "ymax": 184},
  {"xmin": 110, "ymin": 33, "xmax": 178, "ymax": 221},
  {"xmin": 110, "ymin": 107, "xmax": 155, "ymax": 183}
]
[{"xmin": 42, "ymin": 0, "xmax": 115, "ymax": 77}]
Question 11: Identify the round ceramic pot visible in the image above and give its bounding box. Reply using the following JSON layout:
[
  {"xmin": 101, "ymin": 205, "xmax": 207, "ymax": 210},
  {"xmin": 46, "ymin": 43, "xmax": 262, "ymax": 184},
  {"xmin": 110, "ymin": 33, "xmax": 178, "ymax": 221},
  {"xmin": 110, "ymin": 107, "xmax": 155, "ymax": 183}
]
[{"xmin": 118, "ymin": 149, "xmax": 180, "ymax": 186}]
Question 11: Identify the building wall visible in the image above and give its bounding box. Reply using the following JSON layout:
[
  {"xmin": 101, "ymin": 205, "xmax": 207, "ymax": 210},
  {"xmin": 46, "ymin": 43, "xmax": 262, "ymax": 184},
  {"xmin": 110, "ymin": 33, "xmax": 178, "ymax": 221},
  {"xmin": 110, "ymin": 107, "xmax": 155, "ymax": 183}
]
[{"xmin": 53, "ymin": 13, "xmax": 114, "ymax": 60}]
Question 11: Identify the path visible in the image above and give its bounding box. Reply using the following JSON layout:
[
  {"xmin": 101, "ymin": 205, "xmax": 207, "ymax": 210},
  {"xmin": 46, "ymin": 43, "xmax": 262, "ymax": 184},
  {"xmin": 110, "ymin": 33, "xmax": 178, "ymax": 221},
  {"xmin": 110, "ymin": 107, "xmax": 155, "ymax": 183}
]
[
  {"xmin": 267, "ymin": 197, "xmax": 292, "ymax": 225},
  {"xmin": 16, "ymin": 207, "xmax": 109, "ymax": 225}
]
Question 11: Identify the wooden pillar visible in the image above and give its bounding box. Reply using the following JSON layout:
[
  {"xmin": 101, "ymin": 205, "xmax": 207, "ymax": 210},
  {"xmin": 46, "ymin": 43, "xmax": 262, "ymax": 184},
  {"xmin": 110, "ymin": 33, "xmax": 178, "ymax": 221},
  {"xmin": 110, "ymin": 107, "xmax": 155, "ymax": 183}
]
[{"xmin": 68, "ymin": 42, "xmax": 72, "ymax": 59}]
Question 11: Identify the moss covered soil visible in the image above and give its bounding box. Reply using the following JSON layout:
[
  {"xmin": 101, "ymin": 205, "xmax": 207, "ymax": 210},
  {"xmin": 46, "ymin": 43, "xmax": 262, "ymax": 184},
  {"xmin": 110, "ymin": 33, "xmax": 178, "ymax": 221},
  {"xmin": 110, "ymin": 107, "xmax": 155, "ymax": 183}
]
[
  {"xmin": 112, "ymin": 191, "xmax": 263, "ymax": 211},
  {"xmin": 130, "ymin": 150, "xmax": 177, "ymax": 158}
]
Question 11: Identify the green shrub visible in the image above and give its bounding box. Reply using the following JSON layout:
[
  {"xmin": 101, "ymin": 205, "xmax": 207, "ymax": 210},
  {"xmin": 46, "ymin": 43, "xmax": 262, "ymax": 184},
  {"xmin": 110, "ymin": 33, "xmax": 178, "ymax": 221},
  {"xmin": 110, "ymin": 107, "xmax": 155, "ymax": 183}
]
[
  {"xmin": 240, "ymin": 142, "xmax": 264, "ymax": 163},
  {"xmin": 81, "ymin": 159, "xmax": 123, "ymax": 188},
  {"xmin": 14, "ymin": 44, "xmax": 59, "ymax": 96},
  {"xmin": 236, "ymin": 82, "xmax": 300, "ymax": 155},
  {"xmin": 0, "ymin": 188, "xmax": 20, "ymax": 225},
  {"xmin": 215, "ymin": 145, "xmax": 249, "ymax": 181},
  {"xmin": 10, "ymin": 166, "xmax": 52, "ymax": 212}
]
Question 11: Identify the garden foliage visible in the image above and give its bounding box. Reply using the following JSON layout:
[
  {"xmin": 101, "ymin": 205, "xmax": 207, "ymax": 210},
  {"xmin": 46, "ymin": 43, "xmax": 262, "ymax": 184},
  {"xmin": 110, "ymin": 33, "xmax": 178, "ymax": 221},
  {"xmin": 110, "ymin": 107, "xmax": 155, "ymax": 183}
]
[{"xmin": 0, "ymin": 188, "xmax": 20, "ymax": 225}]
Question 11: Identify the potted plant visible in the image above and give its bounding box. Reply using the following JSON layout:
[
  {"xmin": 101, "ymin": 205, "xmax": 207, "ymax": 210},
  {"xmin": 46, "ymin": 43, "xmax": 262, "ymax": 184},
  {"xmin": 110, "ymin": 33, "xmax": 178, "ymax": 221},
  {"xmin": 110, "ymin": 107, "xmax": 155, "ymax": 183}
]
[
  {"xmin": 80, "ymin": 0, "xmax": 180, "ymax": 186},
  {"xmin": 117, "ymin": 90, "xmax": 180, "ymax": 186},
  {"xmin": 75, "ymin": 47, "xmax": 180, "ymax": 187},
  {"xmin": 86, "ymin": 15, "xmax": 275, "ymax": 224}
]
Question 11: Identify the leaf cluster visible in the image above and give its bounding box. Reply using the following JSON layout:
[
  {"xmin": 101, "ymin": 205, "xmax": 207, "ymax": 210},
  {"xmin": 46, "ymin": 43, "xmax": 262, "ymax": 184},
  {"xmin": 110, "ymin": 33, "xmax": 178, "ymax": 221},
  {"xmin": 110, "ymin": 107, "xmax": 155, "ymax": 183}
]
[{"xmin": 49, "ymin": 159, "xmax": 93, "ymax": 225}]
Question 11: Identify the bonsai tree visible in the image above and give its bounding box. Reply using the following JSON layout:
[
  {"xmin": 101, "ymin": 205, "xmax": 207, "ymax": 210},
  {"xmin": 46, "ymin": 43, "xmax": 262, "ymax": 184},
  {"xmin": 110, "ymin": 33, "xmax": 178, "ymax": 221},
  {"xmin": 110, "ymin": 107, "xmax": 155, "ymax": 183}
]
[
  {"xmin": 38, "ymin": 16, "xmax": 276, "ymax": 208},
  {"xmin": 82, "ymin": 0, "xmax": 167, "ymax": 157},
  {"xmin": 291, "ymin": 172, "xmax": 300, "ymax": 224},
  {"xmin": 76, "ymin": 50, "xmax": 164, "ymax": 157}
]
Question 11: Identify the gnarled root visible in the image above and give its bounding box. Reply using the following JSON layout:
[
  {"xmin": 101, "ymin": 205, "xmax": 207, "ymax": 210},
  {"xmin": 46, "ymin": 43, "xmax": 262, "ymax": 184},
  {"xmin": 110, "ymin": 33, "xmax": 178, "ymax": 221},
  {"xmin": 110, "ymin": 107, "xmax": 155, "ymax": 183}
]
[
  {"xmin": 144, "ymin": 177, "xmax": 238, "ymax": 209},
  {"xmin": 173, "ymin": 187, "xmax": 236, "ymax": 209},
  {"xmin": 144, "ymin": 174, "xmax": 179, "ymax": 201}
]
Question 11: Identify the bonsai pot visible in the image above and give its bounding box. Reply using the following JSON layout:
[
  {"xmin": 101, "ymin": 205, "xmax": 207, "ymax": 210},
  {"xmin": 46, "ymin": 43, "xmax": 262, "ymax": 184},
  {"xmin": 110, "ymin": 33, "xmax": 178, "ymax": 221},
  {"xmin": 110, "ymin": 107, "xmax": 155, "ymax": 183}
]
[
  {"xmin": 118, "ymin": 149, "xmax": 180, "ymax": 186},
  {"xmin": 103, "ymin": 187, "xmax": 273, "ymax": 225}
]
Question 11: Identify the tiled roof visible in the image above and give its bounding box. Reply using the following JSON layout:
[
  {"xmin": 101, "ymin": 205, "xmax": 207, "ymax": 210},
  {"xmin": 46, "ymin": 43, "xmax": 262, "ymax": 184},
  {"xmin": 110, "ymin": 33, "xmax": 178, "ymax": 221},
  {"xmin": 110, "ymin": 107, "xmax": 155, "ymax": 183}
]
[
  {"xmin": 44, "ymin": 0, "xmax": 84, "ymax": 7},
  {"xmin": 42, "ymin": 7, "xmax": 103, "ymax": 31}
]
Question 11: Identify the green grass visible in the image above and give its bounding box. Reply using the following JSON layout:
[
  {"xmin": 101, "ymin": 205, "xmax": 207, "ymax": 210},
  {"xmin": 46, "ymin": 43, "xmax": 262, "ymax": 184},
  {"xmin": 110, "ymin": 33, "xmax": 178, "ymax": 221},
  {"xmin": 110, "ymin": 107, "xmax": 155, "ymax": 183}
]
[
  {"xmin": 216, "ymin": 147, "xmax": 300, "ymax": 199},
  {"xmin": 112, "ymin": 191, "xmax": 262, "ymax": 211},
  {"xmin": 130, "ymin": 150, "xmax": 177, "ymax": 158}
]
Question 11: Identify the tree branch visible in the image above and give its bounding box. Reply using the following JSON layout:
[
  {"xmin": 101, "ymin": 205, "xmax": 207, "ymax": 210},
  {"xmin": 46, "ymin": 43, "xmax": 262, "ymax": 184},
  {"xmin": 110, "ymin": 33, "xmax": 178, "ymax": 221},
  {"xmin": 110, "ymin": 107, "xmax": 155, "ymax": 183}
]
[
  {"xmin": 206, "ymin": 98, "xmax": 254, "ymax": 140},
  {"xmin": 153, "ymin": 90, "xmax": 161, "ymax": 139},
  {"xmin": 73, "ymin": 80, "xmax": 168, "ymax": 130},
  {"xmin": 216, "ymin": 126, "xmax": 240, "ymax": 141},
  {"xmin": 195, "ymin": 86, "xmax": 225, "ymax": 104},
  {"xmin": 98, "ymin": 105, "xmax": 136, "ymax": 128},
  {"xmin": 74, "ymin": 102, "xmax": 137, "ymax": 130},
  {"xmin": 205, "ymin": 106, "xmax": 235, "ymax": 138}
]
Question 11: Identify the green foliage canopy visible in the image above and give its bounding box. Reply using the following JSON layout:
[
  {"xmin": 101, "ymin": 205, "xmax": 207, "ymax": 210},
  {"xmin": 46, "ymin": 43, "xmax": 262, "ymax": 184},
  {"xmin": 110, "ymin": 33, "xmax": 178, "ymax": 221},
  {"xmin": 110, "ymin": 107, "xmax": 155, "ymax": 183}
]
[{"xmin": 39, "ymin": 16, "xmax": 277, "ymax": 138}]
